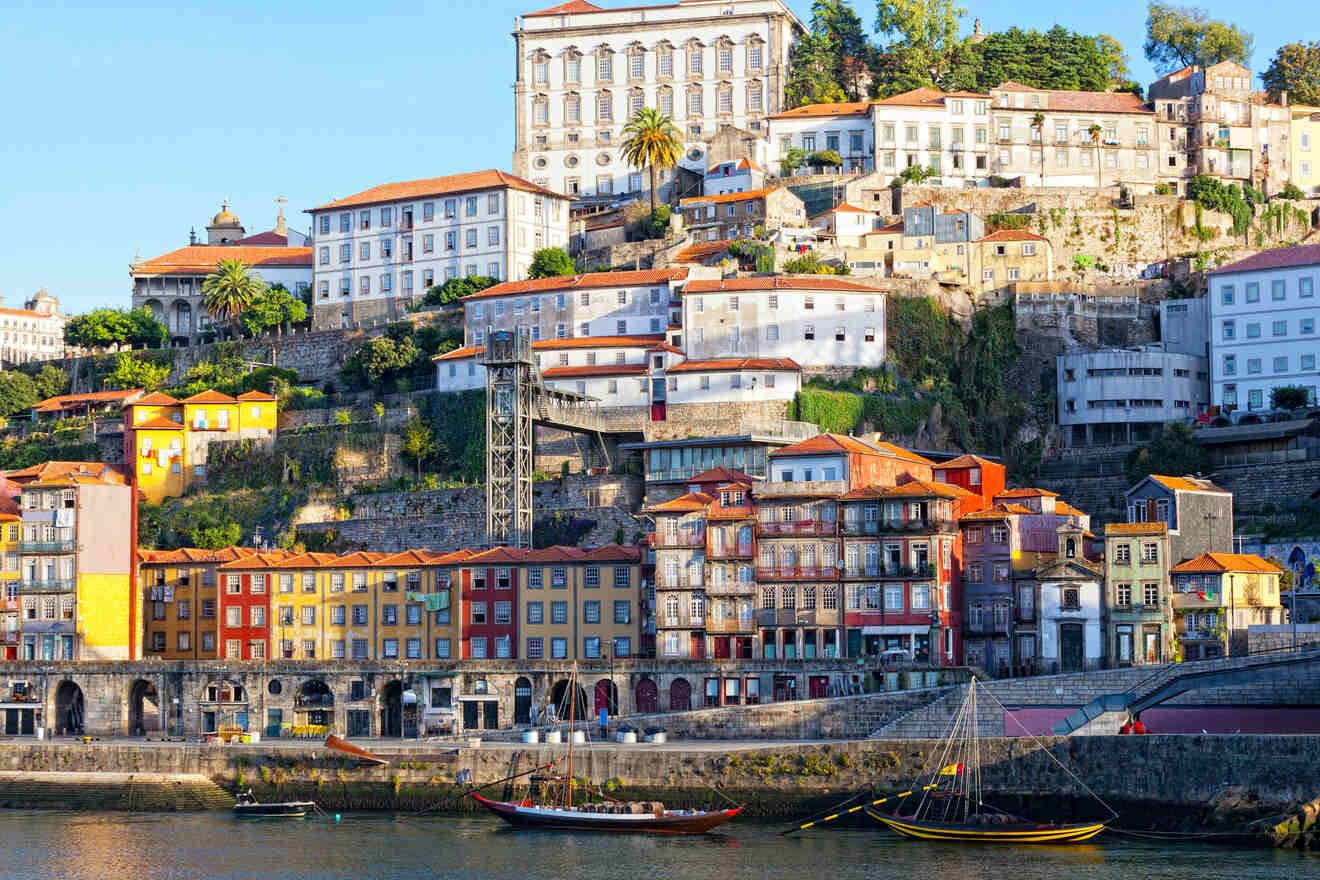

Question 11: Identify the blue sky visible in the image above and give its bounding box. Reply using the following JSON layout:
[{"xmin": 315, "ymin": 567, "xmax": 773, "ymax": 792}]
[{"xmin": 0, "ymin": 0, "xmax": 1284, "ymax": 315}]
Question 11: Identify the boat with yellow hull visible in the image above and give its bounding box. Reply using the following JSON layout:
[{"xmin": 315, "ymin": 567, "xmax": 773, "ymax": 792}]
[{"xmin": 868, "ymin": 811, "xmax": 1107, "ymax": 844}]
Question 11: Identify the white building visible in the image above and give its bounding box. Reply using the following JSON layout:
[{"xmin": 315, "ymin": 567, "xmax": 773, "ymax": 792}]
[
  {"xmin": 1056, "ymin": 345, "xmax": 1210, "ymax": 448},
  {"xmin": 131, "ymin": 202, "xmax": 313, "ymax": 344},
  {"xmin": 1160, "ymin": 297, "xmax": 1210, "ymax": 357},
  {"xmin": 511, "ymin": 0, "xmax": 803, "ymax": 199},
  {"xmin": 767, "ymin": 101, "xmax": 874, "ymax": 174},
  {"xmin": 307, "ymin": 170, "xmax": 571, "ymax": 330},
  {"xmin": 1209, "ymin": 245, "xmax": 1320, "ymax": 412},
  {"xmin": 810, "ymin": 203, "xmax": 881, "ymax": 246},
  {"xmin": 0, "ymin": 290, "xmax": 66, "ymax": 366},
  {"xmin": 680, "ymin": 277, "xmax": 886, "ymax": 370},
  {"xmin": 703, "ymin": 158, "xmax": 766, "ymax": 196},
  {"xmin": 870, "ymin": 88, "xmax": 992, "ymax": 186},
  {"xmin": 1032, "ymin": 524, "xmax": 1105, "ymax": 674}
]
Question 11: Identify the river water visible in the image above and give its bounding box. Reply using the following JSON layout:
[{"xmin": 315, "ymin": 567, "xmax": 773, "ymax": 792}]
[{"xmin": 3, "ymin": 811, "xmax": 1312, "ymax": 879}]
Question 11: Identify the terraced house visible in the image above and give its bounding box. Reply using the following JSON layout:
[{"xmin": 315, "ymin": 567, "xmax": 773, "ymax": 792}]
[
  {"xmin": 1103, "ymin": 522, "xmax": 1170, "ymax": 666},
  {"xmin": 1170, "ymin": 552, "xmax": 1284, "ymax": 659}
]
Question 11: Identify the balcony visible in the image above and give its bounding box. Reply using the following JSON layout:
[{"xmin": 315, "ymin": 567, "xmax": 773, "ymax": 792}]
[
  {"xmin": 839, "ymin": 519, "xmax": 958, "ymax": 536},
  {"xmin": 756, "ymin": 609, "xmax": 820, "ymax": 627},
  {"xmin": 753, "ymin": 565, "xmax": 839, "ymax": 580},
  {"xmin": 755, "ymin": 479, "xmax": 845, "ymax": 499},
  {"xmin": 755, "ymin": 520, "xmax": 836, "ymax": 537},
  {"xmin": 648, "ymin": 531, "xmax": 706, "ymax": 548},
  {"xmin": 1, "ymin": 631, "xmax": 16, "ymax": 644},
  {"xmin": 19, "ymin": 579, "xmax": 76, "ymax": 592},
  {"xmin": 964, "ymin": 617, "xmax": 1011, "ymax": 635},
  {"xmin": 706, "ymin": 543, "xmax": 754, "ymax": 559},
  {"xmin": 20, "ymin": 541, "xmax": 75, "ymax": 554},
  {"xmin": 881, "ymin": 564, "xmax": 936, "ymax": 579},
  {"xmin": 1115, "ymin": 603, "xmax": 1161, "ymax": 616},
  {"xmin": 705, "ymin": 580, "xmax": 756, "ymax": 596},
  {"xmin": 1015, "ymin": 607, "xmax": 1036, "ymax": 623},
  {"xmin": 660, "ymin": 614, "xmax": 705, "ymax": 629},
  {"xmin": 841, "ymin": 565, "xmax": 883, "ymax": 580},
  {"xmin": 706, "ymin": 616, "xmax": 754, "ymax": 634},
  {"xmin": 656, "ymin": 573, "xmax": 704, "ymax": 589}
]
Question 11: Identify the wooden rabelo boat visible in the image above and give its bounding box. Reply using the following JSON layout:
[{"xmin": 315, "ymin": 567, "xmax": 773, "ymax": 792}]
[
  {"xmin": 471, "ymin": 663, "xmax": 743, "ymax": 835},
  {"xmin": 866, "ymin": 679, "xmax": 1111, "ymax": 844}
]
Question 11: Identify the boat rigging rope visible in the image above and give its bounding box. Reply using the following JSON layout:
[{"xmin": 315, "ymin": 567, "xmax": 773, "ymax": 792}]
[
  {"xmin": 708, "ymin": 784, "xmax": 743, "ymax": 809},
  {"xmin": 977, "ymin": 684, "xmax": 1120, "ymax": 821}
]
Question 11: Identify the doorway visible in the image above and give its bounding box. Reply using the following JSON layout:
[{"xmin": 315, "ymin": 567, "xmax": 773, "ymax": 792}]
[
  {"xmin": 380, "ymin": 681, "xmax": 403, "ymax": 738},
  {"xmin": 1059, "ymin": 623, "xmax": 1084, "ymax": 672},
  {"xmin": 668, "ymin": 678, "xmax": 691, "ymax": 711},
  {"xmin": 593, "ymin": 680, "xmax": 618, "ymax": 716},
  {"xmin": 514, "ymin": 677, "xmax": 532, "ymax": 725},
  {"xmin": 347, "ymin": 709, "xmax": 370, "ymax": 738},
  {"xmin": 127, "ymin": 679, "xmax": 161, "ymax": 735},
  {"xmin": 482, "ymin": 700, "xmax": 499, "ymax": 729},
  {"xmin": 634, "ymin": 678, "xmax": 658, "ymax": 714},
  {"xmin": 54, "ymin": 681, "xmax": 84, "ymax": 735}
]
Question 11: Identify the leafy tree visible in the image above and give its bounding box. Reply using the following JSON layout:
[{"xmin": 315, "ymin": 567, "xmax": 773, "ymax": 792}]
[
  {"xmin": 814, "ymin": 0, "xmax": 877, "ymax": 99},
  {"xmin": 126, "ymin": 308, "xmax": 168, "ymax": 348},
  {"xmin": 0, "ymin": 371, "xmax": 39, "ymax": 417},
  {"xmin": 1144, "ymin": 2, "xmax": 1253, "ymax": 74},
  {"xmin": 809, "ymin": 149, "xmax": 844, "ymax": 168},
  {"xmin": 1125, "ymin": 423, "xmax": 1210, "ymax": 483},
  {"xmin": 780, "ymin": 147, "xmax": 811, "ymax": 176},
  {"xmin": 1271, "ymin": 385, "xmax": 1311, "ymax": 409},
  {"xmin": 187, "ymin": 515, "xmax": 242, "ymax": 550},
  {"xmin": 892, "ymin": 164, "xmax": 937, "ymax": 186},
  {"xmin": 339, "ymin": 334, "xmax": 422, "ymax": 392},
  {"xmin": 785, "ymin": 32, "xmax": 850, "ymax": 107},
  {"xmin": 106, "ymin": 353, "xmax": 170, "ymax": 391},
  {"xmin": 873, "ymin": 0, "xmax": 967, "ymax": 94},
  {"xmin": 401, "ymin": 416, "xmax": 435, "ymax": 478},
  {"xmin": 620, "ymin": 107, "xmax": 683, "ymax": 213},
  {"xmin": 528, "ymin": 247, "xmax": 576, "ymax": 279},
  {"xmin": 31, "ymin": 364, "xmax": 69, "ymax": 401},
  {"xmin": 202, "ymin": 258, "xmax": 268, "ymax": 339},
  {"xmin": 964, "ymin": 27, "xmax": 1110, "ymax": 92},
  {"xmin": 1095, "ymin": 33, "xmax": 1135, "ymax": 90},
  {"xmin": 238, "ymin": 283, "xmax": 308, "ymax": 337},
  {"xmin": 1282, "ymin": 182, "xmax": 1306, "ymax": 200},
  {"xmin": 421, "ymin": 275, "xmax": 498, "ymax": 307},
  {"xmin": 64, "ymin": 308, "xmax": 133, "ymax": 350},
  {"xmin": 1262, "ymin": 41, "xmax": 1320, "ymax": 106}
]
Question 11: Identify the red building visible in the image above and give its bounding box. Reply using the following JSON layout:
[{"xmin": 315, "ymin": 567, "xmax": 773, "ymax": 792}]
[
  {"xmin": 458, "ymin": 547, "xmax": 522, "ymax": 660},
  {"xmin": 216, "ymin": 553, "xmax": 282, "ymax": 660}
]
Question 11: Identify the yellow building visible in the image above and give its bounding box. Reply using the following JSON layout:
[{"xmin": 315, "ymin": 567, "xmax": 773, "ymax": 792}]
[
  {"xmin": 1290, "ymin": 105, "xmax": 1320, "ymax": 195},
  {"xmin": 125, "ymin": 389, "xmax": 278, "ymax": 503},
  {"xmin": 11, "ymin": 465, "xmax": 135, "ymax": 660},
  {"xmin": 1169, "ymin": 552, "xmax": 1283, "ymax": 660},
  {"xmin": 510, "ymin": 546, "xmax": 642, "ymax": 662},
  {"xmin": 140, "ymin": 546, "xmax": 278, "ymax": 659}
]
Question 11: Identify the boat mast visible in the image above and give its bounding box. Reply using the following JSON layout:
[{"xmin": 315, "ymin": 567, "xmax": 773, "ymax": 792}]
[{"xmin": 566, "ymin": 661, "xmax": 577, "ymax": 810}]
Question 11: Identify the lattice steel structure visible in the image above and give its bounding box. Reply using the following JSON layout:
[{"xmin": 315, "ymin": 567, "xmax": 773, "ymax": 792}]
[{"xmin": 480, "ymin": 328, "xmax": 534, "ymax": 548}]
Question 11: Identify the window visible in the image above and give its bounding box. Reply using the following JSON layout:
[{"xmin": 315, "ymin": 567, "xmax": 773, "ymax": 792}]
[
  {"xmin": 494, "ymin": 601, "xmax": 511, "ymax": 624},
  {"xmin": 583, "ymin": 600, "xmax": 601, "ymax": 623},
  {"xmin": 551, "ymin": 637, "xmax": 568, "ymax": 659},
  {"xmin": 469, "ymin": 637, "xmax": 487, "ymax": 658},
  {"xmin": 1273, "ymin": 280, "xmax": 1287, "ymax": 301},
  {"xmin": 551, "ymin": 601, "xmax": 568, "ymax": 624},
  {"xmin": 1246, "ymin": 282, "xmax": 1260, "ymax": 303}
]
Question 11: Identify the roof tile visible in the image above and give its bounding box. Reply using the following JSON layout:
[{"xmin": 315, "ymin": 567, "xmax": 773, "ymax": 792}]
[{"xmin": 310, "ymin": 169, "xmax": 562, "ymax": 212}]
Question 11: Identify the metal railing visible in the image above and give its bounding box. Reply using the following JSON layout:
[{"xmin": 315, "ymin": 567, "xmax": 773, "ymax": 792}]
[
  {"xmin": 755, "ymin": 520, "xmax": 837, "ymax": 537},
  {"xmin": 753, "ymin": 565, "xmax": 839, "ymax": 580},
  {"xmin": 704, "ymin": 580, "xmax": 756, "ymax": 596},
  {"xmin": 655, "ymin": 573, "xmax": 704, "ymax": 589},
  {"xmin": 18, "ymin": 579, "xmax": 75, "ymax": 592},
  {"xmin": 19, "ymin": 542, "xmax": 75, "ymax": 553},
  {"xmin": 706, "ymin": 544, "xmax": 754, "ymax": 559},
  {"xmin": 648, "ymin": 531, "xmax": 706, "ymax": 548}
]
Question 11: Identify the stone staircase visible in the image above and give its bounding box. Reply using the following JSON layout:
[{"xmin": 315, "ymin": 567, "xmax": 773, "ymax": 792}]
[
  {"xmin": 870, "ymin": 686, "xmax": 975, "ymax": 739},
  {"xmin": 0, "ymin": 772, "xmax": 234, "ymax": 811}
]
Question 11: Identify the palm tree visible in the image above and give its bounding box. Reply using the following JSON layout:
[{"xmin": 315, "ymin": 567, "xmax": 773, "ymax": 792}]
[
  {"xmin": 620, "ymin": 107, "xmax": 683, "ymax": 213},
  {"xmin": 202, "ymin": 258, "xmax": 267, "ymax": 340},
  {"xmin": 1088, "ymin": 123, "xmax": 1103, "ymax": 190},
  {"xmin": 1031, "ymin": 112, "xmax": 1045, "ymax": 186}
]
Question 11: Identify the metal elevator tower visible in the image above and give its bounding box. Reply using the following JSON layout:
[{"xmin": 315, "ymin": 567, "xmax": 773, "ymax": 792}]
[{"xmin": 480, "ymin": 328, "xmax": 535, "ymax": 548}]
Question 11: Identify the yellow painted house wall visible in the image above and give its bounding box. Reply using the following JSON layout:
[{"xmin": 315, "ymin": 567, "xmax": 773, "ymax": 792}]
[
  {"xmin": 1290, "ymin": 107, "xmax": 1320, "ymax": 194},
  {"xmin": 237, "ymin": 399, "xmax": 278, "ymax": 431},
  {"xmin": 133, "ymin": 427, "xmax": 187, "ymax": 504},
  {"xmin": 77, "ymin": 571, "xmax": 132, "ymax": 660},
  {"xmin": 0, "ymin": 519, "xmax": 20, "ymax": 584},
  {"xmin": 183, "ymin": 402, "xmax": 241, "ymax": 432},
  {"xmin": 130, "ymin": 403, "xmax": 183, "ymax": 426}
]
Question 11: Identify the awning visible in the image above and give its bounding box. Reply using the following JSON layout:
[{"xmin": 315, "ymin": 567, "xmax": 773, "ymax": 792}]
[{"xmin": 861, "ymin": 625, "xmax": 929, "ymax": 636}]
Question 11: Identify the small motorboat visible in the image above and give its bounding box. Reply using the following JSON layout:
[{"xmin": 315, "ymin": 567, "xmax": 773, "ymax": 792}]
[{"xmin": 234, "ymin": 790, "xmax": 316, "ymax": 818}]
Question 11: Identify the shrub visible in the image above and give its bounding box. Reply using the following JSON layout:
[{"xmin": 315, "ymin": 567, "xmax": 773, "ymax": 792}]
[
  {"xmin": 1154, "ymin": 183, "xmax": 1173, "ymax": 195},
  {"xmin": 986, "ymin": 212, "xmax": 1030, "ymax": 231},
  {"xmin": 1281, "ymin": 183, "xmax": 1306, "ymax": 201}
]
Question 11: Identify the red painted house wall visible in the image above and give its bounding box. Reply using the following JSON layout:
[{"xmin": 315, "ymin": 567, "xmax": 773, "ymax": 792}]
[
  {"xmin": 217, "ymin": 572, "xmax": 271, "ymax": 660},
  {"xmin": 461, "ymin": 566, "xmax": 519, "ymax": 659}
]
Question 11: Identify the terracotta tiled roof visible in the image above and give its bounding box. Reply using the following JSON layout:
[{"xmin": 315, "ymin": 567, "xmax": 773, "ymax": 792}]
[
  {"xmin": 875, "ymin": 87, "xmax": 963, "ymax": 107},
  {"xmin": 1054, "ymin": 501, "xmax": 1087, "ymax": 517},
  {"xmin": 771, "ymin": 432, "xmax": 878, "ymax": 457},
  {"xmin": 1105, "ymin": 522, "xmax": 1168, "ymax": 536},
  {"xmin": 233, "ymin": 230, "xmax": 289, "ymax": 246},
  {"xmin": 132, "ymin": 246, "xmax": 312, "ymax": 275},
  {"xmin": 33, "ymin": 389, "xmax": 142, "ymax": 413},
  {"xmin": 665, "ymin": 357, "xmax": 800, "ymax": 373},
  {"xmin": 130, "ymin": 392, "xmax": 181, "ymax": 406},
  {"xmin": 133, "ymin": 417, "xmax": 186, "ymax": 430},
  {"xmin": 673, "ymin": 240, "xmax": 734, "ymax": 263},
  {"xmin": 932, "ymin": 454, "xmax": 999, "ymax": 470},
  {"xmin": 869, "ymin": 441, "xmax": 937, "ymax": 466},
  {"xmin": 992, "ymin": 83, "xmax": 1153, "ymax": 115},
  {"xmin": 0, "ymin": 497, "xmax": 19, "ymax": 519},
  {"xmin": 1170, "ymin": 552, "xmax": 1283, "ymax": 574},
  {"xmin": 461, "ymin": 269, "xmax": 687, "ymax": 300},
  {"xmin": 875, "ymin": 221, "xmax": 904, "ymax": 234},
  {"xmin": 831, "ymin": 203, "xmax": 875, "ymax": 214},
  {"xmin": 182, "ymin": 390, "xmax": 237, "ymax": 404},
  {"xmin": 683, "ymin": 277, "xmax": 882, "ymax": 293},
  {"xmin": 433, "ymin": 334, "xmax": 665, "ymax": 362},
  {"xmin": 524, "ymin": 0, "xmax": 602, "ymax": 15},
  {"xmin": 581, "ymin": 545, "xmax": 641, "ymax": 562},
  {"xmin": 541, "ymin": 363, "xmax": 648, "ymax": 379},
  {"xmin": 139, "ymin": 546, "xmax": 270, "ymax": 565},
  {"xmin": 959, "ymin": 502, "xmax": 1033, "ymax": 521},
  {"xmin": 878, "ymin": 479, "xmax": 975, "ymax": 499},
  {"xmin": 644, "ymin": 492, "xmax": 714, "ymax": 513},
  {"xmin": 996, "ymin": 487, "xmax": 1059, "ymax": 499},
  {"xmin": 5, "ymin": 461, "xmax": 127, "ymax": 485},
  {"xmin": 1211, "ymin": 245, "xmax": 1320, "ymax": 276},
  {"xmin": 236, "ymin": 390, "xmax": 277, "ymax": 402},
  {"xmin": 737, "ymin": 158, "xmax": 764, "ymax": 173},
  {"xmin": 689, "ymin": 466, "xmax": 758, "ymax": 484},
  {"xmin": 310, "ymin": 170, "xmax": 562, "ymax": 211},
  {"xmin": 977, "ymin": 229, "xmax": 1049, "ymax": 243},
  {"xmin": 1147, "ymin": 474, "xmax": 1228, "ymax": 493},
  {"xmin": 680, "ymin": 187, "xmax": 782, "ymax": 206},
  {"xmin": 766, "ymin": 101, "xmax": 874, "ymax": 119}
]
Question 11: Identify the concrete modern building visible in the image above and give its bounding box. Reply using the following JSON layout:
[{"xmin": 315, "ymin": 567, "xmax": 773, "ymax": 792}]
[
  {"xmin": 1160, "ymin": 296, "xmax": 1210, "ymax": 357},
  {"xmin": 307, "ymin": 170, "xmax": 571, "ymax": 330},
  {"xmin": 1209, "ymin": 245, "xmax": 1320, "ymax": 412},
  {"xmin": 511, "ymin": 0, "xmax": 803, "ymax": 199},
  {"xmin": 1056, "ymin": 345, "xmax": 1210, "ymax": 448},
  {"xmin": 131, "ymin": 203, "xmax": 312, "ymax": 345}
]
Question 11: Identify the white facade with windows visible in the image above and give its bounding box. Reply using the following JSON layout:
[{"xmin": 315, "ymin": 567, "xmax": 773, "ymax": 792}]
[
  {"xmin": 1056, "ymin": 346, "xmax": 1209, "ymax": 448},
  {"xmin": 307, "ymin": 170, "xmax": 570, "ymax": 330},
  {"xmin": 511, "ymin": 0, "xmax": 803, "ymax": 198},
  {"xmin": 766, "ymin": 103, "xmax": 873, "ymax": 173},
  {"xmin": 869, "ymin": 90, "xmax": 992, "ymax": 186},
  {"xmin": 1209, "ymin": 247, "xmax": 1320, "ymax": 412}
]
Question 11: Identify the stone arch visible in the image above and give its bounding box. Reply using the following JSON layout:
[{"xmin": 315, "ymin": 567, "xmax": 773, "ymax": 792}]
[
  {"xmin": 53, "ymin": 680, "xmax": 84, "ymax": 736},
  {"xmin": 593, "ymin": 679, "xmax": 618, "ymax": 716},
  {"xmin": 126, "ymin": 678, "xmax": 161, "ymax": 736},
  {"xmin": 669, "ymin": 677, "xmax": 692, "ymax": 711},
  {"xmin": 549, "ymin": 678, "xmax": 588, "ymax": 723},
  {"xmin": 379, "ymin": 679, "xmax": 404, "ymax": 738},
  {"xmin": 634, "ymin": 677, "xmax": 658, "ymax": 714},
  {"xmin": 142, "ymin": 299, "xmax": 164, "ymax": 322},
  {"xmin": 514, "ymin": 676, "xmax": 533, "ymax": 725},
  {"xmin": 295, "ymin": 678, "xmax": 334, "ymax": 731}
]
